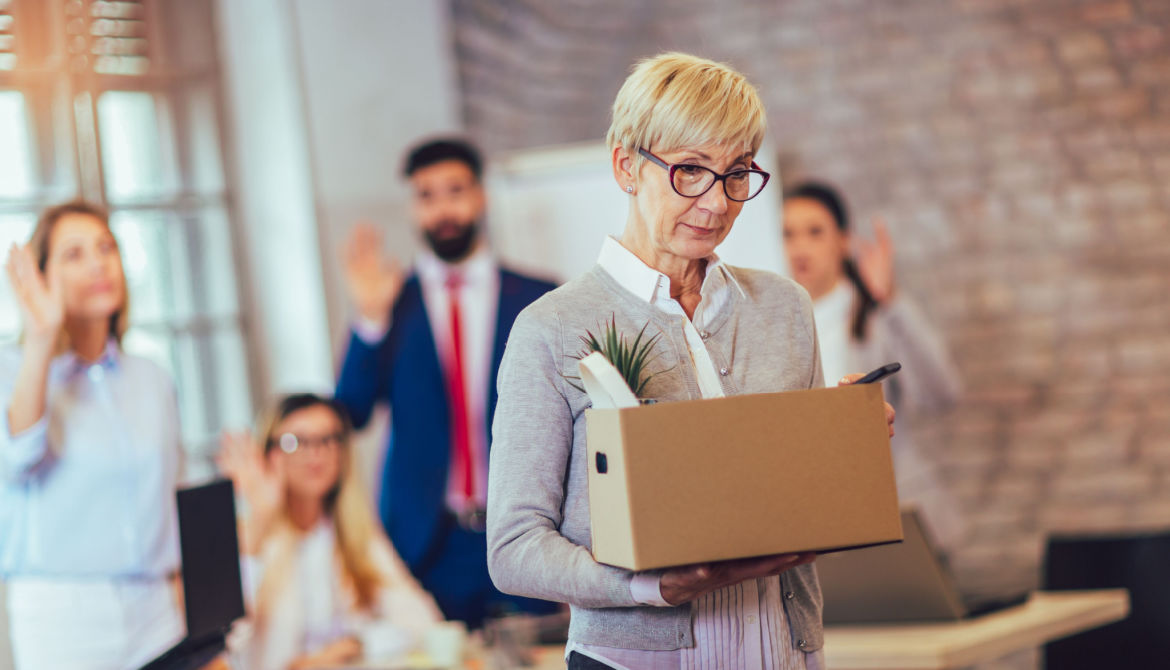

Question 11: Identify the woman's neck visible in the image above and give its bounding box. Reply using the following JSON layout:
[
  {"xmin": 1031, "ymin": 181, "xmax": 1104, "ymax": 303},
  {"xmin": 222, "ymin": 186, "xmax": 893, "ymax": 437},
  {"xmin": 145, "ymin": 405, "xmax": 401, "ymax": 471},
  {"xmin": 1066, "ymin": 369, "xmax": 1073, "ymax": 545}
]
[
  {"xmin": 65, "ymin": 318, "xmax": 111, "ymax": 362},
  {"xmin": 619, "ymin": 231, "xmax": 708, "ymax": 320},
  {"xmin": 286, "ymin": 493, "xmax": 325, "ymax": 532}
]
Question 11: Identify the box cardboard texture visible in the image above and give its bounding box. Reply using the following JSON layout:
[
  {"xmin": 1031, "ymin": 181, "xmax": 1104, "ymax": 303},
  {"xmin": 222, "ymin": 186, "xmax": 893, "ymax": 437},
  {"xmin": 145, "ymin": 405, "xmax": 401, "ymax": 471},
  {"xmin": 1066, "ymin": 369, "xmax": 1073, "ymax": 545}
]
[{"xmin": 586, "ymin": 383, "xmax": 903, "ymax": 571}]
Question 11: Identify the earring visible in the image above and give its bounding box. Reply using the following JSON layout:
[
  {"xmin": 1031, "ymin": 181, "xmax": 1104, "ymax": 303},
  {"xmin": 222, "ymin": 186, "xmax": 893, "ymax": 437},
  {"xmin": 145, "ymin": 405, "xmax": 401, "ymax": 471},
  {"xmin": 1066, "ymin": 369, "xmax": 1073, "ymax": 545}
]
[{"xmin": 625, "ymin": 185, "xmax": 634, "ymax": 193}]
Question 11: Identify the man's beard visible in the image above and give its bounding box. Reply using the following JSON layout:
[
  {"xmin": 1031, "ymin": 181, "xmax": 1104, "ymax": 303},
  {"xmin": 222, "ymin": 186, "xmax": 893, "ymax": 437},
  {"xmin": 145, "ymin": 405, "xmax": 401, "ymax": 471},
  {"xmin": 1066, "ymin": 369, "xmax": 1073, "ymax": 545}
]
[{"xmin": 424, "ymin": 219, "xmax": 480, "ymax": 262}]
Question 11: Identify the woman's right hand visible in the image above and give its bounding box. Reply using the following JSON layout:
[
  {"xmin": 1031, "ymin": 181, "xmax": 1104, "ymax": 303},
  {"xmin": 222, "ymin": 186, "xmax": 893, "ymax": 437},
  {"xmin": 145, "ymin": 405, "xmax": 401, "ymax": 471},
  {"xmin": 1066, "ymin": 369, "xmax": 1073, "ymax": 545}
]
[
  {"xmin": 342, "ymin": 222, "xmax": 404, "ymax": 325},
  {"xmin": 659, "ymin": 552, "xmax": 816, "ymax": 606},
  {"xmin": 217, "ymin": 430, "xmax": 285, "ymax": 529},
  {"xmin": 5, "ymin": 244, "xmax": 64, "ymax": 352}
]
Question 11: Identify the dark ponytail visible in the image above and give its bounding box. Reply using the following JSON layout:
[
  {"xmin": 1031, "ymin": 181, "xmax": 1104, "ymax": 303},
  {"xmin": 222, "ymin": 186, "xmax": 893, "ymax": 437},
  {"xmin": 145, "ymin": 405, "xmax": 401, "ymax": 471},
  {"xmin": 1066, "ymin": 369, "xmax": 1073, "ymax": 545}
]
[{"xmin": 785, "ymin": 181, "xmax": 877, "ymax": 340}]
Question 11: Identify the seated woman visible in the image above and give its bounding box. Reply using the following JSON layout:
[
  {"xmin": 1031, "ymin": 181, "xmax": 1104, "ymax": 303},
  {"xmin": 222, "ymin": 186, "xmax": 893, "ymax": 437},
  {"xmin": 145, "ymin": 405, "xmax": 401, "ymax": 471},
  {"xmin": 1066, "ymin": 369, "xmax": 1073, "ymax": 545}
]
[
  {"xmin": 219, "ymin": 393, "xmax": 442, "ymax": 670},
  {"xmin": 1, "ymin": 201, "xmax": 185, "ymax": 669}
]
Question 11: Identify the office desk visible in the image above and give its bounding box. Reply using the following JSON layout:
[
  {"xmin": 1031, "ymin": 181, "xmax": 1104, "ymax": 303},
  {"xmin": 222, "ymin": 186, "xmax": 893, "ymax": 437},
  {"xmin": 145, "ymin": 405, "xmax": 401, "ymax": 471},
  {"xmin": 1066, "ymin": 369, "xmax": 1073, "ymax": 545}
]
[
  {"xmin": 339, "ymin": 590, "xmax": 1127, "ymax": 670},
  {"xmin": 821, "ymin": 589, "xmax": 1129, "ymax": 670}
]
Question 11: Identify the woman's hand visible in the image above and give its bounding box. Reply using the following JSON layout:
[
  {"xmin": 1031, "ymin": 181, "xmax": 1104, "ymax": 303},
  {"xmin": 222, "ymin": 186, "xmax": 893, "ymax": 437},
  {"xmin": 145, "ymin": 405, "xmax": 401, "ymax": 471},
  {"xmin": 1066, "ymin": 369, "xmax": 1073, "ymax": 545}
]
[
  {"xmin": 838, "ymin": 373, "xmax": 896, "ymax": 437},
  {"xmin": 288, "ymin": 636, "xmax": 362, "ymax": 669},
  {"xmin": 659, "ymin": 552, "xmax": 816, "ymax": 606},
  {"xmin": 5, "ymin": 244, "xmax": 64, "ymax": 353},
  {"xmin": 216, "ymin": 431, "xmax": 285, "ymax": 552},
  {"xmin": 854, "ymin": 218, "xmax": 896, "ymax": 305},
  {"xmin": 342, "ymin": 222, "xmax": 404, "ymax": 326}
]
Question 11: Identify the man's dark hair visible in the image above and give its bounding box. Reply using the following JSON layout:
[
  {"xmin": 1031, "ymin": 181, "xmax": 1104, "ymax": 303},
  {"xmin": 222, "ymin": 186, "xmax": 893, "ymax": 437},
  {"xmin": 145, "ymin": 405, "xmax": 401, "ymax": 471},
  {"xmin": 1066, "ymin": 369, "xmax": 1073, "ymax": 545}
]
[{"xmin": 403, "ymin": 138, "xmax": 483, "ymax": 180}]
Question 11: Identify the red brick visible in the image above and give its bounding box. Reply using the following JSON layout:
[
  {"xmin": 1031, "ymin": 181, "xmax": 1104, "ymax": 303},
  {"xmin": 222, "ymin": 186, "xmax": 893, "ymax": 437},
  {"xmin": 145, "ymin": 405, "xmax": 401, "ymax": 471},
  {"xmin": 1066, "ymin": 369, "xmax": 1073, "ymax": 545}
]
[
  {"xmin": 1112, "ymin": 25, "xmax": 1165, "ymax": 57},
  {"xmin": 1057, "ymin": 31, "xmax": 1111, "ymax": 63},
  {"xmin": 1082, "ymin": 0, "xmax": 1136, "ymax": 25}
]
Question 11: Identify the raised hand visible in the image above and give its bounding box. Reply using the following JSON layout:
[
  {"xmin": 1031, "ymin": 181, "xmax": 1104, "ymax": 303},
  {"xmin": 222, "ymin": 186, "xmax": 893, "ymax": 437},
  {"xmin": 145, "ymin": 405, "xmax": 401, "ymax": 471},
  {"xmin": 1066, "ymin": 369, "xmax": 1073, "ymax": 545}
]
[
  {"xmin": 342, "ymin": 222, "xmax": 404, "ymax": 325},
  {"xmin": 217, "ymin": 430, "xmax": 286, "ymax": 532},
  {"xmin": 5, "ymin": 244, "xmax": 64, "ymax": 349},
  {"xmin": 853, "ymin": 217, "xmax": 896, "ymax": 305}
]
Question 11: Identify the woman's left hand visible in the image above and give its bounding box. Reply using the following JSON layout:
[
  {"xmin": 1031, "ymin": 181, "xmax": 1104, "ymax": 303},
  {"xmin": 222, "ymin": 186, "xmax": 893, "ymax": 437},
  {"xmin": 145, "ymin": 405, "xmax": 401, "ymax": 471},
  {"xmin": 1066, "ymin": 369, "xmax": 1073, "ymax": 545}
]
[
  {"xmin": 854, "ymin": 217, "xmax": 896, "ymax": 304},
  {"xmin": 838, "ymin": 373, "xmax": 896, "ymax": 437}
]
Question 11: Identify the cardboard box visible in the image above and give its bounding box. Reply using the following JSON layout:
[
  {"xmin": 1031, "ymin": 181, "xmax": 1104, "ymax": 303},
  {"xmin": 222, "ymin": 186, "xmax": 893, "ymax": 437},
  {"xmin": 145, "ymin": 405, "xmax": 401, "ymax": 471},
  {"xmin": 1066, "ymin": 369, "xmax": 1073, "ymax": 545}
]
[{"xmin": 586, "ymin": 383, "xmax": 903, "ymax": 571}]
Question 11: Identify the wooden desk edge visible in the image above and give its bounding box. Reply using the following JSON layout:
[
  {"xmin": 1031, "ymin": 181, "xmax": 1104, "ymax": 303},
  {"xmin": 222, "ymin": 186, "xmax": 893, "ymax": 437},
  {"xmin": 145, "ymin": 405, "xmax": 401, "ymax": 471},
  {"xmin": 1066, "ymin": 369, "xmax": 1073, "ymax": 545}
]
[{"xmin": 823, "ymin": 589, "xmax": 1130, "ymax": 670}]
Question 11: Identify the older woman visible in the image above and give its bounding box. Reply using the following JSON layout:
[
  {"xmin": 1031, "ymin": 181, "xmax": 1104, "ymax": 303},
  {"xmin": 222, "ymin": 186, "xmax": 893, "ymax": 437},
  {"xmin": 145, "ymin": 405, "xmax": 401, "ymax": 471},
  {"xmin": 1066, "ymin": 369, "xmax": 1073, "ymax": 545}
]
[{"xmin": 488, "ymin": 53, "xmax": 894, "ymax": 670}]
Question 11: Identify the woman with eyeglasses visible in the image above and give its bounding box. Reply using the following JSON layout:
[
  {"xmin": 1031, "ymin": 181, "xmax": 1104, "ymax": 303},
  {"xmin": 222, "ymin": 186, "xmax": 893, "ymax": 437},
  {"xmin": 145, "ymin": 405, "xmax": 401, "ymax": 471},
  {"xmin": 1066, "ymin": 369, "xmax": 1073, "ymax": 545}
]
[
  {"xmin": 218, "ymin": 394, "xmax": 442, "ymax": 670},
  {"xmin": 0, "ymin": 201, "xmax": 185, "ymax": 669},
  {"xmin": 486, "ymin": 53, "xmax": 895, "ymax": 669}
]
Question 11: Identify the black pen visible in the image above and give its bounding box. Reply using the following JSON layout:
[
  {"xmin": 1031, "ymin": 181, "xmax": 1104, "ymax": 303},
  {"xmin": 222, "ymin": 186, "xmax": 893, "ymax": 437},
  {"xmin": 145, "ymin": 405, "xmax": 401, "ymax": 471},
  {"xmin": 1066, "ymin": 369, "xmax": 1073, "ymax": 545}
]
[{"xmin": 855, "ymin": 362, "xmax": 902, "ymax": 385}]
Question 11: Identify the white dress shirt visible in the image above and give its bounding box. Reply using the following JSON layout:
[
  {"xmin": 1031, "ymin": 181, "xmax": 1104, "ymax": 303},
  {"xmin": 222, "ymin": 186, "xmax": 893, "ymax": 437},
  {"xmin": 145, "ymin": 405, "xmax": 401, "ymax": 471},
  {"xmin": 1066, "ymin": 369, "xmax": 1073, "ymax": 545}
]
[
  {"xmin": 354, "ymin": 246, "xmax": 499, "ymax": 513},
  {"xmin": 0, "ymin": 340, "xmax": 185, "ymax": 668},
  {"xmin": 234, "ymin": 520, "xmax": 443, "ymax": 670},
  {"xmin": 570, "ymin": 237, "xmax": 824, "ymax": 670},
  {"xmin": 810, "ymin": 279, "xmax": 854, "ymax": 388}
]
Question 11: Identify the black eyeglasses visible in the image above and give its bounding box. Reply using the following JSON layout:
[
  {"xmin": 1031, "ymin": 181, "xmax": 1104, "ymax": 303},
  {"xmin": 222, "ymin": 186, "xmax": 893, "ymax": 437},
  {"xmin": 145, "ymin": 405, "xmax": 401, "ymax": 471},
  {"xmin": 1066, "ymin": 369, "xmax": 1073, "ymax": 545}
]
[{"xmin": 638, "ymin": 148, "xmax": 770, "ymax": 202}]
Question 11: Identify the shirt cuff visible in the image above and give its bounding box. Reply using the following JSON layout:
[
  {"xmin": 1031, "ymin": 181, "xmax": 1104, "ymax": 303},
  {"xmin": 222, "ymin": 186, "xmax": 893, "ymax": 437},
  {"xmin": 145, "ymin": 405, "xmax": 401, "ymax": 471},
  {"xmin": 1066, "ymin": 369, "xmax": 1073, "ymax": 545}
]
[
  {"xmin": 352, "ymin": 316, "xmax": 391, "ymax": 346},
  {"xmin": 0, "ymin": 411, "xmax": 49, "ymax": 480},
  {"xmin": 630, "ymin": 572, "xmax": 671, "ymax": 607}
]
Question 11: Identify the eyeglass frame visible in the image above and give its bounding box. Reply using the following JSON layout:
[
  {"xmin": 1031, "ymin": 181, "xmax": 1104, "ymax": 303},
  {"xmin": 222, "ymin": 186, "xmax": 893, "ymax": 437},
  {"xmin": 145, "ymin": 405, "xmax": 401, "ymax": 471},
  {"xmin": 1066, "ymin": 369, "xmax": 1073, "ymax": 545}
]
[
  {"xmin": 637, "ymin": 148, "xmax": 771, "ymax": 202},
  {"xmin": 267, "ymin": 431, "xmax": 345, "ymax": 455}
]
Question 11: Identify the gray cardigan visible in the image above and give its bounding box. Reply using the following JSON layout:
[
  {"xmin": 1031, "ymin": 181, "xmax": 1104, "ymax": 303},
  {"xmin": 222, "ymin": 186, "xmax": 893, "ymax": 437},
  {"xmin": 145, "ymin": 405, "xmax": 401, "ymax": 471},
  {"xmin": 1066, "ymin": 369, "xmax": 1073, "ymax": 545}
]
[{"xmin": 487, "ymin": 264, "xmax": 826, "ymax": 652}]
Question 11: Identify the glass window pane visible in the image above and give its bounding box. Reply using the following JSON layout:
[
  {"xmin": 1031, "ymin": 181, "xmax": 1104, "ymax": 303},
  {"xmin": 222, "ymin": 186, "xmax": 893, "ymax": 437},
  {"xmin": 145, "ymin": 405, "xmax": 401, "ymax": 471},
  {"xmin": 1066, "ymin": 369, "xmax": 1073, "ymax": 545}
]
[
  {"xmin": 0, "ymin": 92, "xmax": 34, "ymax": 198},
  {"xmin": 97, "ymin": 91, "xmax": 173, "ymax": 201},
  {"xmin": 121, "ymin": 326, "xmax": 177, "ymax": 380},
  {"xmin": 173, "ymin": 330, "xmax": 208, "ymax": 443},
  {"xmin": 188, "ymin": 208, "xmax": 239, "ymax": 317},
  {"xmin": 110, "ymin": 210, "xmax": 194, "ymax": 325},
  {"xmin": 0, "ymin": 214, "xmax": 37, "ymax": 340},
  {"xmin": 212, "ymin": 328, "xmax": 252, "ymax": 430}
]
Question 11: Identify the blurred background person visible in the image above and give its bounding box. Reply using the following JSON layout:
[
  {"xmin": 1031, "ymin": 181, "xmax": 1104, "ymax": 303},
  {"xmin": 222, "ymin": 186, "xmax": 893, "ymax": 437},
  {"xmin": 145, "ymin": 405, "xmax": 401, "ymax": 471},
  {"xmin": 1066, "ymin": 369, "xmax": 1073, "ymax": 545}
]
[
  {"xmin": 782, "ymin": 181, "xmax": 966, "ymax": 554},
  {"xmin": 219, "ymin": 393, "xmax": 442, "ymax": 670},
  {"xmin": 0, "ymin": 201, "xmax": 184, "ymax": 669},
  {"xmin": 334, "ymin": 138, "xmax": 558, "ymax": 628}
]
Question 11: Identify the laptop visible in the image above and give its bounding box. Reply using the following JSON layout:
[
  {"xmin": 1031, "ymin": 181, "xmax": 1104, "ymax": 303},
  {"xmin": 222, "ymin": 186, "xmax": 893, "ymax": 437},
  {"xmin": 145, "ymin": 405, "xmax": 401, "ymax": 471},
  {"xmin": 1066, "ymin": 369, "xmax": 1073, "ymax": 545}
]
[
  {"xmin": 817, "ymin": 509, "xmax": 1028, "ymax": 624},
  {"xmin": 140, "ymin": 479, "xmax": 247, "ymax": 670}
]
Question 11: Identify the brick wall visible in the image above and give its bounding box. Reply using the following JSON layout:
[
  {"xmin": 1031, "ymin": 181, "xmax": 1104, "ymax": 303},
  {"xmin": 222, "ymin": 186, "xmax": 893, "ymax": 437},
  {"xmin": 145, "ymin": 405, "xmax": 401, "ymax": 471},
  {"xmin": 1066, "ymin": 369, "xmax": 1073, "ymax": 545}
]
[{"xmin": 454, "ymin": 0, "xmax": 1169, "ymax": 663}]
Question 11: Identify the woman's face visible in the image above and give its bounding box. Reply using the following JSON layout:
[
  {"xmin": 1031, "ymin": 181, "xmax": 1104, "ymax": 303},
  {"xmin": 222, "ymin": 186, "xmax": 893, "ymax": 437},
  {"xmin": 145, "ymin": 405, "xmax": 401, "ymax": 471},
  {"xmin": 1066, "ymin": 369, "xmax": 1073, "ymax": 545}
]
[
  {"xmin": 622, "ymin": 143, "xmax": 751, "ymax": 268},
  {"xmin": 270, "ymin": 404, "xmax": 345, "ymax": 504},
  {"xmin": 46, "ymin": 214, "xmax": 125, "ymax": 322},
  {"xmin": 782, "ymin": 197, "xmax": 849, "ymax": 300}
]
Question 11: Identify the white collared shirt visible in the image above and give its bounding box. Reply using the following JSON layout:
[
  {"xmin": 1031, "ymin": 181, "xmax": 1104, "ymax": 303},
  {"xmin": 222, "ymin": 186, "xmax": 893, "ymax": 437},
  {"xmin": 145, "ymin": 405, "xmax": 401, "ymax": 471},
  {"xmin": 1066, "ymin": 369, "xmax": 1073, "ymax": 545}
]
[
  {"xmin": 356, "ymin": 245, "xmax": 499, "ymax": 512},
  {"xmin": 0, "ymin": 340, "xmax": 182, "ymax": 578},
  {"xmin": 570, "ymin": 237, "xmax": 822, "ymax": 670}
]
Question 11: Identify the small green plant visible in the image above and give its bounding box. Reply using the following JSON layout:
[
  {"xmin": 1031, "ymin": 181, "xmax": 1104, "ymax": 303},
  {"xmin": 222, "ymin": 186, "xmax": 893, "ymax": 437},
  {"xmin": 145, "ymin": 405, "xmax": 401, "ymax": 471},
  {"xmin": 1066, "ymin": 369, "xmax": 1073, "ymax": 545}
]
[{"xmin": 567, "ymin": 315, "xmax": 669, "ymax": 398}]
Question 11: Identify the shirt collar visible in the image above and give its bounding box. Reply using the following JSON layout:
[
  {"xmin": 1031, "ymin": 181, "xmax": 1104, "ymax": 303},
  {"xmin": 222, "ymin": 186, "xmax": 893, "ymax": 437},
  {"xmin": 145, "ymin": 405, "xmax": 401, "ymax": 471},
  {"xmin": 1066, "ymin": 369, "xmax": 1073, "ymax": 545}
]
[
  {"xmin": 56, "ymin": 339, "xmax": 122, "ymax": 380},
  {"xmin": 416, "ymin": 243, "xmax": 495, "ymax": 285},
  {"xmin": 596, "ymin": 236, "xmax": 745, "ymax": 305}
]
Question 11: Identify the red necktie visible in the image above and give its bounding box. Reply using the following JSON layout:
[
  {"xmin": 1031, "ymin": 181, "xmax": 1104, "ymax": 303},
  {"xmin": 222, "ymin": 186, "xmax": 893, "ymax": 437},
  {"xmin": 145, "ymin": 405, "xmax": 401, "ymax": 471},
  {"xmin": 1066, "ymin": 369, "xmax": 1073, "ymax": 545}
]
[{"xmin": 445, "ymin": 272, "xmax": 474, "ymax": 503}]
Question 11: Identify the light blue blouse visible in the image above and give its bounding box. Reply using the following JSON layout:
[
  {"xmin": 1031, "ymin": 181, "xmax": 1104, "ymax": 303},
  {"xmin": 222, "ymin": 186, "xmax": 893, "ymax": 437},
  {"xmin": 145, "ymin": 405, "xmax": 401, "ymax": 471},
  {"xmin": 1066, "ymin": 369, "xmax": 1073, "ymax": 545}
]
[{"xmin": 0, "ymin": 341, "xmax": 182, "ymax": 578}]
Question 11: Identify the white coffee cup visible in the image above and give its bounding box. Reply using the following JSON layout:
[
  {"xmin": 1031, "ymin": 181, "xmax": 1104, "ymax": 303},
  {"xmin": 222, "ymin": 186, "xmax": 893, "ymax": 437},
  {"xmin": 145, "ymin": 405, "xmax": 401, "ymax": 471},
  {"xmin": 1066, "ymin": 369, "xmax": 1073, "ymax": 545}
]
[{"xmin": 425, "ymin": 621, "xmax": 468, "ymax": 668}]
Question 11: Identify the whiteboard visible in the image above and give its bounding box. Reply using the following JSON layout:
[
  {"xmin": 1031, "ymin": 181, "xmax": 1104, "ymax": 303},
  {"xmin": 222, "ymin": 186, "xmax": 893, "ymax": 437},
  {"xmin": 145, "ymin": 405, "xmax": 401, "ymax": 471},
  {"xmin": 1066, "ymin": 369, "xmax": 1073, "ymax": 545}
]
[{"xmin": 485, "ymin": 141, "xmax": 787, "ymax": 284}]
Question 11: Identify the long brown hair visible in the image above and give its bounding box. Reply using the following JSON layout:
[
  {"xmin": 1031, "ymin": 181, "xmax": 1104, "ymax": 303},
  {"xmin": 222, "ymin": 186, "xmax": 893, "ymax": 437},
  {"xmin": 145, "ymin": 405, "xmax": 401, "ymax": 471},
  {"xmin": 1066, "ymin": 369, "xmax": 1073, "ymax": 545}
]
[
  {"xmin": 255, "ymin": 394, "xmax": 387, "ymax": 613},
  {"xmin": 27, "ymin": 200, "xmax": 130, "ymax": 349}
]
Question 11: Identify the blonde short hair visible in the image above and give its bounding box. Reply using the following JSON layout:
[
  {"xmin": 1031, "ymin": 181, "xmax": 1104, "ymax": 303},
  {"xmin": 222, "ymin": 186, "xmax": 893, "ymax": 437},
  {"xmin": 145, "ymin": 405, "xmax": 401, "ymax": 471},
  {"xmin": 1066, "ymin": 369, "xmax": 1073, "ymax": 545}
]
[{"xmin": 606, "ymin": 52, "xmax": 766, "ymax": 173}]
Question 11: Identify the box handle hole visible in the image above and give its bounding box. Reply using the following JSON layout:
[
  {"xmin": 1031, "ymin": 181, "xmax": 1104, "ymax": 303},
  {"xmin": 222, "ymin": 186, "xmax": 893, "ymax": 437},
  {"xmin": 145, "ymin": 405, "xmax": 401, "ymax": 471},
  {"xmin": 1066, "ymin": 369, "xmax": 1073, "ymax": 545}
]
[{"xmin": 595, "ymin": 452, "xmax": 608, "ymax": 474}]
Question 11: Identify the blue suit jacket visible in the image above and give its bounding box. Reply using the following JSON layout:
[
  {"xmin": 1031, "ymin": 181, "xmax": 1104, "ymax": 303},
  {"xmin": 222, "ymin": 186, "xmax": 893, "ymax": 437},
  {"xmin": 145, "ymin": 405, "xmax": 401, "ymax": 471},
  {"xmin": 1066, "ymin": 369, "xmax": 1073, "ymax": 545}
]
[{"xmin": 335, "ymin": 267, "xmax": 556, "ymax": 574}]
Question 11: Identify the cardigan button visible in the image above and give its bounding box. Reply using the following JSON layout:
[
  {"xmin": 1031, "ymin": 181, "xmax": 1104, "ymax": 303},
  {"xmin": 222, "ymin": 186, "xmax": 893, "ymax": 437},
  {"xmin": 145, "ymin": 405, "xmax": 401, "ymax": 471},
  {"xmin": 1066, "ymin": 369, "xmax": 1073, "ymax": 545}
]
[
  {"xmin": 719, "ymin": 367, "xmax": 729, "ymax": 376},
  {"xmin": 785, "ymin": 590, "xmax": 795, "ymax": 600},
  {"xmin": 797, "ymin": 639, "xmax": 807, "ymax": 648}
]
